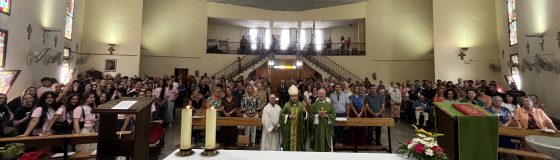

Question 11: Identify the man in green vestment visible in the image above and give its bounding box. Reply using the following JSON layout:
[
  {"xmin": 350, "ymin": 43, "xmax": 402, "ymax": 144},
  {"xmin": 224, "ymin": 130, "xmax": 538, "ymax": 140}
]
[
  {"xmin": 308, "ymin": 88, "xmax": 336, "ymax": 152},
  {"xmin": 280, "ymin": 85, "xmax": 307, "ymax": 151}
]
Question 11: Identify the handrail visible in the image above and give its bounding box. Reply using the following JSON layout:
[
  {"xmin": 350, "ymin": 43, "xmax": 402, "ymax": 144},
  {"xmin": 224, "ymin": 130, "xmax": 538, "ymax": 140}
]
[
  {"xmin": 212, "ymin": 51, "xmax": 270, "ymax": 78},
  {"xmin": 207, "ymin": 40, "xmax": 365, "ymax": 55},
  {"xmin": 305, "ymin": 53, "xmax": 363, "ymax": 82}
]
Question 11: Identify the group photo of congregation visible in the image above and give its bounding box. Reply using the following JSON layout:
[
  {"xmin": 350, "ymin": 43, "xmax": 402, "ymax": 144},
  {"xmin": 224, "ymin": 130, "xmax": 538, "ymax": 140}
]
[{"xmin": 0, "ymin": 0, "xmax": 559, "ymax": 160}]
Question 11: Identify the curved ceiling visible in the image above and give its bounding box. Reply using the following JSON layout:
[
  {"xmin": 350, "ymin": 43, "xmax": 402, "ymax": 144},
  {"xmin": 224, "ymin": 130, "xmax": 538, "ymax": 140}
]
[{"xmin": 207, "ymin": 0, "xmax": 367, "ymax": 11}]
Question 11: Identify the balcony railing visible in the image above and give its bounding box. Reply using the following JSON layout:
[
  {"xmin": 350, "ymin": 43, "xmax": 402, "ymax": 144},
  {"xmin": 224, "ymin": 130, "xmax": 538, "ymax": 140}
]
[{"xmin": 207, "ymin": 40, "xmax": 365, "ymax": 56}]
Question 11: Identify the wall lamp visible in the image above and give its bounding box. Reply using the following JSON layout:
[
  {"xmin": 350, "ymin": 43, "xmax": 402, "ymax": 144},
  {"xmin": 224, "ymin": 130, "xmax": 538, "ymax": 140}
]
[
  {"xmin": 526, "ymin": 33, "xmax": 545, "ymax": 51},
  {"xmin": 458, "ymin": 47, "xmax": 469, "ymax": 60},
  {"xmin": 108, "ymin": 44, "xmax": 116, "ymax": 55}
]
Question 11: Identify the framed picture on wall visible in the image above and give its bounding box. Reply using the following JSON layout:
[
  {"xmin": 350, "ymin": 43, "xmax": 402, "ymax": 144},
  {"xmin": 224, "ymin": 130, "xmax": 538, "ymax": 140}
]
[
  {"xmin": 105, "ymin": 59, "xmax": 116, "ymax": 72},
  {"xmin": 0, "ymin": 28, "xmax": 7, "ymax": 67}
]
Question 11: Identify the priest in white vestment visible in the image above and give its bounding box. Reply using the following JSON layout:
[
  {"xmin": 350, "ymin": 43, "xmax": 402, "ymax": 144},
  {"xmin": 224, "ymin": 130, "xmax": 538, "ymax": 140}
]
[{"xmin": 261, "ymin": 94, "xmax": 282, "ymax": 151}]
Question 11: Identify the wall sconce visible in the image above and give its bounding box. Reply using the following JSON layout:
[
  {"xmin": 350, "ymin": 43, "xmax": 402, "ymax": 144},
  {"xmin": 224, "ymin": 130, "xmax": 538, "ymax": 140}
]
[
  {"xmin": 42, "ymin": 27, "xmax": 60, "ymax": 44},
  {"xmin": 458, "ymin": 47, "xmax": 469, "ymax": 60},
  {"xmin": 108, "ymin": 44, "xmax": 116, "ymax": 55},
  {"xmin": 526, "ymin": 33, "xmax": 545, "ymax": 51}
]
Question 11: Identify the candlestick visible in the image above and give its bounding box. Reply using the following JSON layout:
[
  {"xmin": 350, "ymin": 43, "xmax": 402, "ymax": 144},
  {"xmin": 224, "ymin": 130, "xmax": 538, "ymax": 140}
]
[
  {"xmin": 176, "ymin": 107, "xmax": 194, "ymax": 157},
  {"xmin": 180, "ymin": 108, "xmax": 193, "ymax": 149},
  {"xmin": 205, "ymin": 107, "xmax": 217, "ymax": 149}
]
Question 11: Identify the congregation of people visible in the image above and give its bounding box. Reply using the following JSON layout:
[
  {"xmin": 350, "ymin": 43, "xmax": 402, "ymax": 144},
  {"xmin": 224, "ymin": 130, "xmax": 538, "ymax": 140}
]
[{"xmin": 0, "ymin": 70, "xmax": 557, "ymax": 154}]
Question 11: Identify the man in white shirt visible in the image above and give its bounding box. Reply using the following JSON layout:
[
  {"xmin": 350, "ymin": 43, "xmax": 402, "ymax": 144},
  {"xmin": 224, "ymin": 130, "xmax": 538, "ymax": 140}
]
[{"xmin": 261, "ymin": 94, "xmax": 281, "ymax": 151}]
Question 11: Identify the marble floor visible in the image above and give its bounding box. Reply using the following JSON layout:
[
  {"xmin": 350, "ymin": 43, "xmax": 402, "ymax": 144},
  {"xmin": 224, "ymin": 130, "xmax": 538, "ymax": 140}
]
[{"xmin": 157, "ymin": 109, "xmax": 417, "ymax": 159}]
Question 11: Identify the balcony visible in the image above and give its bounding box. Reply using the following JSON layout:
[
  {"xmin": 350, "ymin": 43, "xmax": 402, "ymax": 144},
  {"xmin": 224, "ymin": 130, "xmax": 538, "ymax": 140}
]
[{"xmin": 207, "ymin": 40, "xmax": 365, "ymax": 56}]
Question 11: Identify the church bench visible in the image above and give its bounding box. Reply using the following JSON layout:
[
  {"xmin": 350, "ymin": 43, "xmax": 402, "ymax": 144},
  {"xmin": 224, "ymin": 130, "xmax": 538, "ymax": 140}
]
[
  {"xmin": 498, "ymin": 127, "xmax": 560, "ymax": 138},
  {"xmin": 497, "ymin": 147, "xmax": 550, "ymax": 160},
  {"xmin": 0, "ymin": 131, "xmax": 131, "ymax": 160},
  {"xmin": 191, "ymin": 117, "xmax": 396, "ymax": 153},
  {"xmin": 497, "ymin": 127, "xmax": 558, "ymax": 160}
]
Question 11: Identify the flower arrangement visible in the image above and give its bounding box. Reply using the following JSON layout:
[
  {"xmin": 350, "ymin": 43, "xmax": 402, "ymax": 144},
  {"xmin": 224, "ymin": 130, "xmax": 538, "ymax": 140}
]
[{"xmin": 396, "ymin": 125, "xmax": 448, "ymax": 160}]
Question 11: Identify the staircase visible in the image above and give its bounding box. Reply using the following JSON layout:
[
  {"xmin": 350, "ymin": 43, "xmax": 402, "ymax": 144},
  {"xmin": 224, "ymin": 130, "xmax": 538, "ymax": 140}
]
[
  {"xmin": 212, "ymin": 51, "xmax": 362, "ymax": 82},
  {"xmin": 301, "ymin": 53, "xmax": 363, "ymax": 82},
  {"xmin": 212, "ymin": 52, "xmax": 271, "ymax": 78}
]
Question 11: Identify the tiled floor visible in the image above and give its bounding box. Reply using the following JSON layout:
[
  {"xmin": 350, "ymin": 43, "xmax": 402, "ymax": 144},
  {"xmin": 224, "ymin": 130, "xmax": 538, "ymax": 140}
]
[{"xmin": 157, "ymin": 109, "xmax": 416, "ymax": 159}]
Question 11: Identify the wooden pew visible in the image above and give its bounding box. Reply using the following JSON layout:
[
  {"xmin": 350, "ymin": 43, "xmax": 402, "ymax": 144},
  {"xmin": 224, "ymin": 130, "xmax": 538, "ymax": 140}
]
[
  {"xmin": 499, "ymin": 127, "xmax": 560, "ymax": 138},
  {"xmin": 497, "ymin": 127, "xmax": 558, "ymax": 159},
  {"xmin": 0, "ymin": 131, "xmax": 131, "ymax": 160},
  {"xmin": 191, "ymin": 116, "xmax": 396, "ymax": 152}
]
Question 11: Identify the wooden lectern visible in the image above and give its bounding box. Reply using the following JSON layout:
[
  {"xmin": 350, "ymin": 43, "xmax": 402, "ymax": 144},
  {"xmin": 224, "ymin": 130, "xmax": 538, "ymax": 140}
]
[
  {"xmin": 92, "ymin": 97, "xmax": 155, "ymax": 160},
  {"xmin": 434, "ymin": 102, "xmax": 498, "ymax": 160}
]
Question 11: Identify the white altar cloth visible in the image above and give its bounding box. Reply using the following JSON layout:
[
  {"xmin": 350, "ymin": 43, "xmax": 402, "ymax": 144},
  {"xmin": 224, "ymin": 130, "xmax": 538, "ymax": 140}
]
[{"xmin": 163, "ymin": 149, "xmax": 409, "ymax": 160}]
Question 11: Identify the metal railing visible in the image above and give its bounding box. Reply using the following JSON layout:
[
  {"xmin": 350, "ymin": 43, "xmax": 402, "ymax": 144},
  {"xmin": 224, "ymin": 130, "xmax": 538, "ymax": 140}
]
[
  {"xmin": 207, "ymin": 40, "xmax": 365, "ymax": 56},
  {"xmin": 303, "ymin": 53, "xmax": 363, "ymax": 82},
  {"xmin": 211, "ymin": 51, "xmax": 270, "ymax": 78}
]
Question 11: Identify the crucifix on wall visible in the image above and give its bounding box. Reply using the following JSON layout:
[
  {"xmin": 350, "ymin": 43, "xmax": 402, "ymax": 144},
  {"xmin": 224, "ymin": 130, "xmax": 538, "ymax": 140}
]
[
  {"xmin": 27, "ymin": 24, "xmax": 32, "ymax": 40},
  {"xmin": 458, "ymin": 48, "xmax": 469, "ymax": 60}
]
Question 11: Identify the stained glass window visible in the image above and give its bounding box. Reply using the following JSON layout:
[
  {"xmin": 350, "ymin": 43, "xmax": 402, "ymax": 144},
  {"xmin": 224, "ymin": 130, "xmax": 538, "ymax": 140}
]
[
  {"xmin": 0, "ymin": 29, "xmax": 7, "ymax": 67},
  {"xmin": 507, "ymin": 0, "xmax": 518, "ymax": 45},
  {"xmin": 509, "ymin": 54, "xmax": 521, "ymax": 89},
  {"xmin": 0, "ymin": 0, "xmax": 10, "ymax": 15},
  {"xmin": 65, "ymin": 0, "xmax": 75, "ymax": 39},
  {"xmin": 0, "ymin": 70, "xmax": 20, "ymax": 94}
]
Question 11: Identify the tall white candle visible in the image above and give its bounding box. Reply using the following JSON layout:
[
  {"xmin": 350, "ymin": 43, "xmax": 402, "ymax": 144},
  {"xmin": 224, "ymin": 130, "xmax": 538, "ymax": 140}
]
[
  {"xmin": 180, "ymin": 108, "xmax": 193, "ymax": 149},
  {"xmin": 205, "ymin": 107, "xmax": 217, "ymax": 149}
]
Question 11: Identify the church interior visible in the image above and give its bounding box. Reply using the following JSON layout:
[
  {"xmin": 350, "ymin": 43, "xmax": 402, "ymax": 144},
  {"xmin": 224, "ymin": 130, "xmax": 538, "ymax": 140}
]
[{"xmin": 0, "ymin": 0, "xmax": 559, "ymax": 159}]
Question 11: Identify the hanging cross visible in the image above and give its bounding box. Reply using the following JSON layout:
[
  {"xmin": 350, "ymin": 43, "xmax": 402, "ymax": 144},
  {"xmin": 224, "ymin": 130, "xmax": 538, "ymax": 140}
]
[
  {"xmin": 27, "ymin": 24, "xmax": 32, "ymax": 40},
  {"xmin": 526, "ymin": 42, "xmax": 531, "ymax": 54},
  {"xmin": 458, "ymin": 52, "xmax": 466, "ymax": 60},
  {"xmin": 54, "ymin": 35, "xmax": 58, "ymax": 47},
  {"xmin": 108, "ymin": 45, "xmax": 116, "ymax": 55}
]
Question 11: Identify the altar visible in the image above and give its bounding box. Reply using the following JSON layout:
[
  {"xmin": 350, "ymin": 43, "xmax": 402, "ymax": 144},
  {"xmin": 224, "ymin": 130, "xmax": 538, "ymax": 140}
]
[{"xmin": 163, "ymin": 149, "xmax": 408, "ymax": 160}]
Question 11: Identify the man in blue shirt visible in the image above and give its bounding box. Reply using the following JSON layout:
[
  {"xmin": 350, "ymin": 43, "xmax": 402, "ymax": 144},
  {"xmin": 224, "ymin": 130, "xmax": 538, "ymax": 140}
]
[
  {"xmin": 365, "ymin": 85, "xmax": 384, "ymax": 145},
  {"xmin": 329, "ymin": 84, "xmax": 349, "ymax": 146}
]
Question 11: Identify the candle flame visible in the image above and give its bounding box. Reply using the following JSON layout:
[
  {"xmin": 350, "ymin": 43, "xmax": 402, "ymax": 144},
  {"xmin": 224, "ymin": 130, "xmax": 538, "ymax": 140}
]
[{"xmin": 186, "ymin": 105, "xmax": 191, "ymax": 109}]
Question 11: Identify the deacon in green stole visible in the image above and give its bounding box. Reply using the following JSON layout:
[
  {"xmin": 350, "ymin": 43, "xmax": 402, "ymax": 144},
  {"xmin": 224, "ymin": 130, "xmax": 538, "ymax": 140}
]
[
  {"xmin": 308, "ymin": 89, "xmax": 336, "ymax": 152},
  {"xmin": 280, "ymin": 85, "xmax": 307, "ymax": 151}
]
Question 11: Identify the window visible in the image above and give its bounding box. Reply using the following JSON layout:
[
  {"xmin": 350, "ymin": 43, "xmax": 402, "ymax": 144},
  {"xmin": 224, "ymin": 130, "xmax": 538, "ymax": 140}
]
[
  {"xmin": 314, "ymin": 30, "xmax": 323, "ymax": 51},
  {"xmin": 510, "ymin": 54, "xmax": 521, "ymax": 89},
  {"xmin": 264, "ymin": 29, "xmax": 271, "ymax": 49},
  {"xmin": 280, "ymin": 29, "xmax": 290, "ymax": 50},
  {"xmin": 0, "ymin": 28, "xmax": 7, "ymax": 67},
  {"xmin": 65, "ymin": 0, "xmax": 75, "ymax": 39},
  {"xmin": 299, "ymin": 29, "xmax": 306, "ymax": 50},
  {"xmin": 0, "ymin": 0, "xmax": 10, "ymax": 15},
  {"xmin": 249, "ymin": 29, "xmax": 258, "ymax": 50},
  {"xmin": 507, "ymin": 0, "xmax": 518, "ymax": 45}
]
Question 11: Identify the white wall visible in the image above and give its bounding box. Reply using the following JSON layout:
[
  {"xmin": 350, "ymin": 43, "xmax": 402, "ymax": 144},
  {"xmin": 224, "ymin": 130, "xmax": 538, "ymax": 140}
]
[
  {"xmin": 207, "ymin": 24, "xmax": 248, "ymax": 42},
  {"xmin": 141, "ymin": 1, "xmax": 434, "ymax": 83},
  {"xmin": 495, "ymin": 0, "xmax": 560, "ymax": 119},
  {"xmin": 78, "ymin": 0, "xmax": 143, "ymax": 76},
  {"xmin": 433, "ymin": 0, "xmax": 501, "ymax": 82},
  {"xmin": 0, "ymin": 0, "xmax": 84, "ymax": 99}
]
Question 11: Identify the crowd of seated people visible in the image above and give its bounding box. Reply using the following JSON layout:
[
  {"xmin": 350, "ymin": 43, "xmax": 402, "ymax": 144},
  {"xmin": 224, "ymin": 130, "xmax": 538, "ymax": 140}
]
[{"xmin": 0, "ymin": 69, "xmax": 557, "ymax": 154}]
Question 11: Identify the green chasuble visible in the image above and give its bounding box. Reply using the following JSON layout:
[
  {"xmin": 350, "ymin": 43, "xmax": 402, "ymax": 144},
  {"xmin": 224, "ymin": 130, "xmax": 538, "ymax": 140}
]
[
  {"xmin": 308, "ymin": 100, "xmax": 336, "ymax": 152},
  {"xmin": 280, "ymin": 101, "xmax": 306, "ymax": 151}
]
